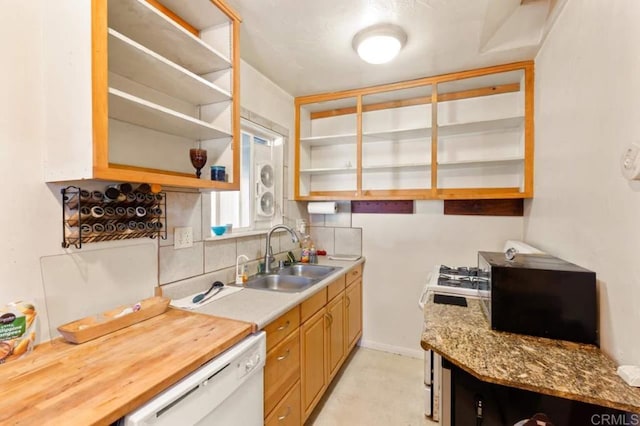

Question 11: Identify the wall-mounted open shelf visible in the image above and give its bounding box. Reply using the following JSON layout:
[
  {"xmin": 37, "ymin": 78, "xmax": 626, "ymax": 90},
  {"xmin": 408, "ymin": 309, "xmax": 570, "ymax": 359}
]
[{"xmin": 295, "ymin": 61, "xmax": 534, "ymax": 200}]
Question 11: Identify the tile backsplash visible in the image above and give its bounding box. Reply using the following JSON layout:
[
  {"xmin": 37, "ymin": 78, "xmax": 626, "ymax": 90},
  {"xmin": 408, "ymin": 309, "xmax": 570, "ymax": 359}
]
[{"xmin": 310, "ymin": 226, "xmax": 362, "ymax": 256}]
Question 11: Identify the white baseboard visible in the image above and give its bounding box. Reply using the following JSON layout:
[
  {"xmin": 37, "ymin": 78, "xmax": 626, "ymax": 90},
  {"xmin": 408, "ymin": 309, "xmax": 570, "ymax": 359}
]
[{"xmin": 358, "ymin": 339, "xmax": 424, "ymax": 359}]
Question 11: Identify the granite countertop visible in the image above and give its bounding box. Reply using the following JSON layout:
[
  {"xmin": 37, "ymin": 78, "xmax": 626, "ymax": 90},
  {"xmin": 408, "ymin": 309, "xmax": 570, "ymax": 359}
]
[
  {"xmin": 193, "ymin": 257, "xmax": 365, "ymax": 329},
  {"xmin": 421, "ymin": 294, "xmax": 640, "ymax": 414}
]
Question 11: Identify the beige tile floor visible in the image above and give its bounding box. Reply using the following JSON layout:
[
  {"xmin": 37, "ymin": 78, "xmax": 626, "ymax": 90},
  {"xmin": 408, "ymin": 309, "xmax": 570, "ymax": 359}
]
[{"xmin": 307, "ymin": 347, "xmax": 438, "ymax": 426}]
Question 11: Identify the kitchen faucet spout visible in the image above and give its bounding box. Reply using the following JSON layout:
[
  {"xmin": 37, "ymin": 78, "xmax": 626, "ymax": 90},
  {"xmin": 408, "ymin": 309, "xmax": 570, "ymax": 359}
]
[{"xmin": 264, "ymin": 225, "xmax": 299, "ymax": 274}]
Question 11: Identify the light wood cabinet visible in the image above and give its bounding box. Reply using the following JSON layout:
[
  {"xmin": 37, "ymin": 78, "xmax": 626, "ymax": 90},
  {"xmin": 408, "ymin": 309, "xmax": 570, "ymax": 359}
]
[
  {"xmin": 326, "ymin": 292, "xmax": 346, "ymax": 381},
  {"xmin": 345, "ymin": 277, "xmax": 363, "ymax": 351},
  {"xmin": 265, "ymin": 329, "xmax": 300, "ymax": 416},
  {"xmin": 295, "ymin": 61, "xmax": 534, "ymax": 200},
  {"xmin": 44, "ymin": 0, "xmax": 241, "ymax": 190},
  {"xmin": 265, "ymin": 381, "xmax": 301, "ymax": 426},
  {"xmin": 263, "ymin": 263, "xmax": 364, "ymax": 425},
  {"xmin": 300, "ymin": 307, "xmax": 328, "ymax": 418}
]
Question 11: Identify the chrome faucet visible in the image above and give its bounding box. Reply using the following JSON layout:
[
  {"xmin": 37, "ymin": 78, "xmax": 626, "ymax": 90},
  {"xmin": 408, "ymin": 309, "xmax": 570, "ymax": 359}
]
[{"xmin": 264, "ymin": 224, "xmax": 299, "ymax": 274}]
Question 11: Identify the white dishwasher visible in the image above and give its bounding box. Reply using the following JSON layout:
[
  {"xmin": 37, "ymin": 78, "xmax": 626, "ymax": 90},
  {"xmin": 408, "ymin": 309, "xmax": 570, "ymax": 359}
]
[{"xmin": 123, "ymin": 332, "xmax": 266, "ymax": 426}]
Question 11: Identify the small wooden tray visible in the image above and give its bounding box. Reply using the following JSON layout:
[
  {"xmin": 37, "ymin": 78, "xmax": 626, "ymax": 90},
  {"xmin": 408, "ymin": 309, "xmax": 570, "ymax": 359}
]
[{"xmin": 57, "ymin": 296, "xmax": 170, "ymax": 344}]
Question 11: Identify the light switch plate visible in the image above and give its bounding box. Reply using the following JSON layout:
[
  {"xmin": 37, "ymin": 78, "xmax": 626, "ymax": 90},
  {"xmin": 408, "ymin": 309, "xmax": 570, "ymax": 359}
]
[{"xmin": 174, "ymin": 227, "xmax": 193, "ymax": 249}]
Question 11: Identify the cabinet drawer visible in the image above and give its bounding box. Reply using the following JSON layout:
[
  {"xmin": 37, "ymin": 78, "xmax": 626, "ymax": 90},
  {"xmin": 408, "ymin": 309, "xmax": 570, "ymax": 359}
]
[
  {"xmin": 300, "ymin": 288, "xmax": 327, "ymax": 323},
  {"xmin": 265, "ymin": 306, "xmax": 300, "ymax": 352},
  {"xmin": 327, "ymin": 274, "xmax": 346, "ymax": 301},
  {"xmin": 265, "ymin": 381, "xmax": 301, "ymax": 426},
  {"xmin": 346, "ymin": 264, "xmax": 362, "ymax": 286},
  {"xmin": 265, "ymin": 329, "xmax": 300, "ymax": 416}
]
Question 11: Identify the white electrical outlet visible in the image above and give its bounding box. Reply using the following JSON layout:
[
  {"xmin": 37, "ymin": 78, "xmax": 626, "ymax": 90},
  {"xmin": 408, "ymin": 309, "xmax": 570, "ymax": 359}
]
[{"xmin": 174, "ymin": 227, "xmax": 193, "ymax": 249}]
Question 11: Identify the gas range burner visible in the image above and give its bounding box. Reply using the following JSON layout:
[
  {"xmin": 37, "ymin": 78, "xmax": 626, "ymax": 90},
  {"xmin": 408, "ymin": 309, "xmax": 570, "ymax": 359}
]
[
  {"xmin": 439, "ymin": 265, "xmax": 488, "ymax": 278},
  {"xmin": 438, "ymin": 275, "xmax": 489, "ymax": 291}
]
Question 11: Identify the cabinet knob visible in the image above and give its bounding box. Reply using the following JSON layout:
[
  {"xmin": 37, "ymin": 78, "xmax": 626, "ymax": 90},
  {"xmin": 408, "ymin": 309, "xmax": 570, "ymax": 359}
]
[
  {"xmin": 276, "ymin": 320, "xmax": 290, "ymax": 332},
  {"xmin": 276, "ymin": 349, "xmax": 290, "ymax": 361},
  {"xmin": 278, "ymin": 406, "xmax": 292, "ymax": 421}
]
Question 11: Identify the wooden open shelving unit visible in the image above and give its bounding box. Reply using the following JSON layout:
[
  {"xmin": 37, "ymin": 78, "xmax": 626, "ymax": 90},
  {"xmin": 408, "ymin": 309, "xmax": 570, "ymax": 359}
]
[
  {"xmin": 44, "ymin": 0, "xmax": 242, "ymax": 190},
  {"xmin": 294, "ymin": 61, "xmax": 534, "ymax": 200}
]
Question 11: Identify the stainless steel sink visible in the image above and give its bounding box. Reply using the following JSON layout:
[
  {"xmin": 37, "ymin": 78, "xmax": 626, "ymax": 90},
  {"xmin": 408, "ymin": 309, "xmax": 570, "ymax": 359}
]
[
  {"xmin": 244, "ymin": 274, "xmax": 315, "ymax": 293},
  {"xmin": 278, "ymin": 264, "xmax": 338, "ymax": 279},
  {"xmin": 244, "ymin": 264, "xmax": 340, "ymax": 292}
]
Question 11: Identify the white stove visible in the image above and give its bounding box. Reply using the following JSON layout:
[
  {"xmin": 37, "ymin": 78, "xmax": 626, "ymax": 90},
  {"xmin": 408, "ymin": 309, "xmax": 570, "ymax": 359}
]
[
  {"xmin": 418, "ymin": 241, "xmax": 544, "ymax": 424},
  {"xmin": 422, "ymin": 264, "xmax": 490, "ymax": 300},
  {"xmin": 421, "ymin": 265, "xmax": 489, "ymax": 300}
]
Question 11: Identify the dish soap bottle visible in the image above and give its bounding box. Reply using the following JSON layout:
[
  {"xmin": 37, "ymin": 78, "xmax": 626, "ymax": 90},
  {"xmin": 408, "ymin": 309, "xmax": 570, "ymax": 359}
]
[{"xmin": 301, "ymin": 233, "xmax": 313, "ymax": 263}]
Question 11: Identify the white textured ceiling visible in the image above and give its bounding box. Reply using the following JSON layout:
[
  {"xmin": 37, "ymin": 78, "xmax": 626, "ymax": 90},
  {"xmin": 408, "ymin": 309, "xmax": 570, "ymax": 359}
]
[{"xmin": 225, "ymin": 0, "xmax": 565, "ymax": 97}]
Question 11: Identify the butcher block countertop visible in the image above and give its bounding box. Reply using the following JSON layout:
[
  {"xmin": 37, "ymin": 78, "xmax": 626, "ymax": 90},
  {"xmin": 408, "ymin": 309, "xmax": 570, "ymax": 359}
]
[
  {"xmin": 0, "ymin": 308, "xmax": 256, "ymax": 426},
  {"xmin": 421, "ymin": 295, "xmax": 640, "ymax": 413}
]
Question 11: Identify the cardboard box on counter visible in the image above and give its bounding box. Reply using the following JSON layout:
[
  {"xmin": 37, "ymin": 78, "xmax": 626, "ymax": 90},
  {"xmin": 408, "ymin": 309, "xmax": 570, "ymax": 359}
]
[{"xmin": 0, "ymin": 301, "xmax": 37, "ymax": 364}]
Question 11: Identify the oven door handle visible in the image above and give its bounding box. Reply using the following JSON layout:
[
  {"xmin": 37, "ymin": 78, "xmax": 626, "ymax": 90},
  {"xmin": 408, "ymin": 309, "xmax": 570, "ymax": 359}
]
[{"xmin": 418, "ymin": 272, "xmax": 432, "ymax": 309}]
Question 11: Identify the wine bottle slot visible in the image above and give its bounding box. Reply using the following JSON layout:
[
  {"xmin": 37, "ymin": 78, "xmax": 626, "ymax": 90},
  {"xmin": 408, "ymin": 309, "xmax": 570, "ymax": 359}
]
[
  {"xmin": 91, "ymin": 191, "xmax": 104, "ymax": 203},
  {"xmin": 92, "ymin": 223, "xmax": 105, "ymax": 233},
  {"xmin": 67, "ymin": 207, "xmax": 91, "ymax": 227},
  {"xmin": 104, "ymin": 206, "xmax": 116, "ymax": 218},
  {"xmin": 104, "ymin": 187, "xmax": 121, "ymax": 202},
  {"xmin": 135, "ymin": 207, "xmax": 147, "ymax": 217},
  {"xmin": 126, "ymin": 207, "xmax": 136, "ymax": 218},
  {"xmin": 66, "ymin": 189, "xmax": 91, "ymax": 209},
  {"xmin": 137, "ymin": 183, "xmax": 151, "ymax": 194},
  {"xmin": 119, "ymin": 183, "xmax": 133, "ymax": 194},
  {"xmin": 90, "ymin": 206, "xmax": 104, "ymax": 219}
]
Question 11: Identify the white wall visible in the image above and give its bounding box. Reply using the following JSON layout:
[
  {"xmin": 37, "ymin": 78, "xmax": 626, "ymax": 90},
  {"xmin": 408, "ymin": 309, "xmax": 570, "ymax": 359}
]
[
  {"xmin": 241, "ymin": 60, "xmax": 294, "ymax": 134},
  {"xmin": 354, "ymin": 202, "xmax": 523, "ymax": 358},
  {"xmin": 0, "ymin": 1, "xmax": 51, "ymax": 323},
  {"xmin": 0, "ymin": 3, "xmax": 158, "ymax": 344},
  {"xmin": 0, "ymin": 5, "xmax": 296, "ymax": 344},
  {"xmin": 526, "ymin": 0, "xmax": 640, "ymax": 364}
]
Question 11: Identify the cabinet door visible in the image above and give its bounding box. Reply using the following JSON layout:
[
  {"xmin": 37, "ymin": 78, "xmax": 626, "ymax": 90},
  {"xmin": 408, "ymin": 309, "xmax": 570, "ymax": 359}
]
[
  {"xmin": 346, "ymin": 278, "xmax": 363, "ymax": 350},
  {"xmin": 265, "ymin": 381, "xmax": 301, "ymax": 426},
  {"xmin": 300, "ymin": 308, "xmax": 328, "ymax": 419},
  {"xmin": 327, "ymin": 292, "xmax": 346, "ymax": 381},
  {"xmin": 265, "ymin": 329, "xmax": 300, "ymax": 416}
]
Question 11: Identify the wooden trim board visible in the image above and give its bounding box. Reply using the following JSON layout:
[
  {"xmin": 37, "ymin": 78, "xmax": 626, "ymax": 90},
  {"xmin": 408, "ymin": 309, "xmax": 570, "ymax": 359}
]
[
  {"xmin": 309, "ymin": 83, "xmax": 520, "ymax": 120},
  {"xmin": 351, "ymin": 200, "xmax": 414, "ymax": 214},
  {"xmin": 444, "ymin": 199, "xmax": 524, "ymax": 216}
]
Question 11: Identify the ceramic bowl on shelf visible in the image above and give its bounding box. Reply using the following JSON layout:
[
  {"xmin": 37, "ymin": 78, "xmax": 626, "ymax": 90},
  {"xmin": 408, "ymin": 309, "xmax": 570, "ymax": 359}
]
[{"xmin": 211, "ymin": 226, "xmax": 226, "ymax": 236}]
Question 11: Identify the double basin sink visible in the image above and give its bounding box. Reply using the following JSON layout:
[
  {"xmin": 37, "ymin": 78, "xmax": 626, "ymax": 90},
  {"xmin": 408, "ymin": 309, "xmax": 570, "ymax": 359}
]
[{"xmin": 244, "ymin": 264, "xmax": 340, "ymax": 293}]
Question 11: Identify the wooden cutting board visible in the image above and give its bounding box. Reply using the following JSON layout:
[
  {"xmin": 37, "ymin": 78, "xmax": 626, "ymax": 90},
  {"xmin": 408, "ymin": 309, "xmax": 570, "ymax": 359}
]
[{"xmin": 0, "ymin": 308, "xmax": 256, "ymax": 426}]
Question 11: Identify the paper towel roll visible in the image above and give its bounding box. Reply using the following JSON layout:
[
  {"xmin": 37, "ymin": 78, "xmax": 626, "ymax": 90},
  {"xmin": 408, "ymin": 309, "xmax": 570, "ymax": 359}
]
[{"xmin": 307, "ymin": 202, "xmax": 338, "ymax": 214}]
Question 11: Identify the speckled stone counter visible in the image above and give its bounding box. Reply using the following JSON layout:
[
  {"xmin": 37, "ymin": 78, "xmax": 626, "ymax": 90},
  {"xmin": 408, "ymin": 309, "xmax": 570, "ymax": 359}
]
[{"xmin": 420, "ymin": 294, "xmax": 640, "ymax": 413}]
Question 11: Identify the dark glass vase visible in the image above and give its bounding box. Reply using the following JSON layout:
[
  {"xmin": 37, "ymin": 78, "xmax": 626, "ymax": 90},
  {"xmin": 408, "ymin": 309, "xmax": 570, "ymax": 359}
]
[{"xmin": 189, "ymin": 148, "xmax": 208, "ymax": 178}]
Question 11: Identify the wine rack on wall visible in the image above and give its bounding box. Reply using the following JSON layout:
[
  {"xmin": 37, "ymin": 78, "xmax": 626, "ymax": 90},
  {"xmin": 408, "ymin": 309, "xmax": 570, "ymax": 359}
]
[{"xmin": 61, "ymin": 184, "xmax": 167, "ymax": 249}]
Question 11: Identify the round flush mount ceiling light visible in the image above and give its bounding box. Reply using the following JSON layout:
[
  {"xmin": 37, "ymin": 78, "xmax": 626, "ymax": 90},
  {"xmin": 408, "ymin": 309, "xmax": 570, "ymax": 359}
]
[{"xmin": 352, "ymin": 24, "xmax": 407, "ymax": 64}]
